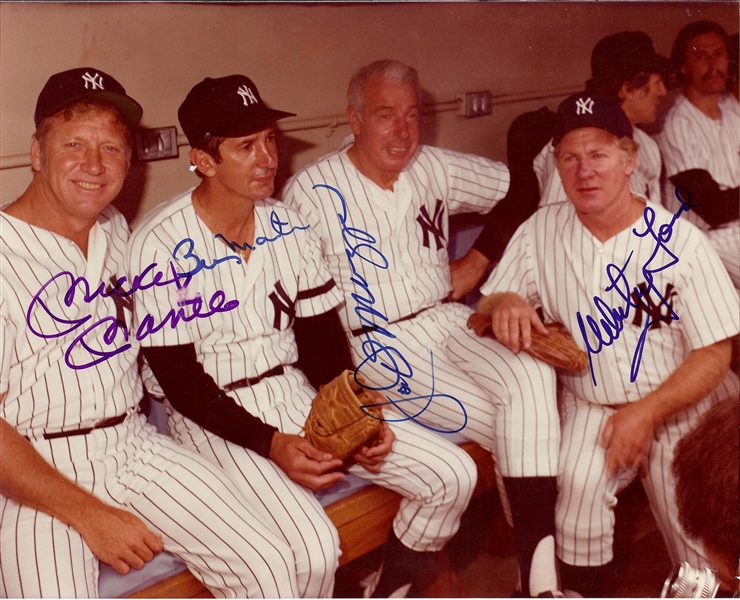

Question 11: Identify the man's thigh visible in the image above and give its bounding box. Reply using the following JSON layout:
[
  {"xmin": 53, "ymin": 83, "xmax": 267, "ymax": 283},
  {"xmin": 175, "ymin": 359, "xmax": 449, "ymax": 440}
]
[
  {"xmin": 0, "ymin": 496, "xmax": 97, "ymax": 598},
  {"xmin": 164, "ymin": 408, "xmax": 339, "ymax": 598},
  {"xmin": 346, "ymin": 416, "xmax": 476, "ymax": 552}
]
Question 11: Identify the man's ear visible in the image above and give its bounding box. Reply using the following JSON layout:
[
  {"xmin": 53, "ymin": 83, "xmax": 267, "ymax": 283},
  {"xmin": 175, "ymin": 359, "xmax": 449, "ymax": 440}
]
[
  {"xmin": 30, "ymin": 135, "xmax": 42, "ymax": 172},
  {"xmin": 189, "ymin": 147, "xmax": 217, "ymax": 177},
  {"xmin": 617, "ymin": 81, "xmax": 632, "ymax": 102},
  {"xmin": 347, "ymin": 106, "xmax": 362, "ymax": 137}
]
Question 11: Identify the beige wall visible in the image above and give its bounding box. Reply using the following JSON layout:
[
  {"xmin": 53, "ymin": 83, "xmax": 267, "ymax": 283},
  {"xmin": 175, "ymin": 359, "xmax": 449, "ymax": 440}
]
[{"xmin": 1, "ymin": 2, "xmax": 737, "ymax": 224}]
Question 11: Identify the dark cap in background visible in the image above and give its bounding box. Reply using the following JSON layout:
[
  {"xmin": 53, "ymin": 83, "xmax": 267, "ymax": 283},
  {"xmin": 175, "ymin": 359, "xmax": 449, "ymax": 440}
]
[
  {"xmin": 178, "ymin": 75, "xmax": 295, "ymax": 146},
  {"xmin": 591, "ymin": 31, "xmax": 671, "ymax": 85},
  {"xmin": 34, "ymin": 67, "xmax": 143, "ymax": 128},
  {"xmin": 553, "ymin": 92, "xmax": 633, "ymax": 144}
]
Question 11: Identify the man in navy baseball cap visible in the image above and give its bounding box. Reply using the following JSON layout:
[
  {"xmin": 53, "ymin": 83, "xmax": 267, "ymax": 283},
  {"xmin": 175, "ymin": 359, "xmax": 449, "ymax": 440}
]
[
  {"xmin": 178, "ymin": 75, "xmax": 295, "ymax": 147},
  {"xmin": 34, "ymin": 67, "xmax": 142, "ymax": 128},
  {"xmin": 553, "ymin": 91, "xmax": 633, "ymax": 144}
]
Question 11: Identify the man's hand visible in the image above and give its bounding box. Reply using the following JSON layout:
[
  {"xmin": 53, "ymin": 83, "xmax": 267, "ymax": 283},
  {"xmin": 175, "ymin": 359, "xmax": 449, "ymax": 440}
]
[
  {"xmin": 76, "ymin": 502, "xmax": 164, "ymax": 574},
  {"xmin": 487, "ymin": 292, "xmax": 548, "ymax": 354},
  {"xmin": 601, "ymin": 401, "xmax": 657, "ymax": 477},
  {"xmin": 269, "ymin": 432, "xmax": 345, "ymax": 490},
  {"xmin": 450, "ymin": 249, "xmax": 490, "ymax": 301},
  {"xmin": 353, "ymin": 423, "xmax": 395, "ymax": 473}
]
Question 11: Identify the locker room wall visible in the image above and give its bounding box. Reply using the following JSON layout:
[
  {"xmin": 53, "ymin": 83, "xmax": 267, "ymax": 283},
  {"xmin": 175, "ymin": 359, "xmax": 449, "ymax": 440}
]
[{"xmin": 1, "ymin": 2, "xmax": 737, "ymax": 224}]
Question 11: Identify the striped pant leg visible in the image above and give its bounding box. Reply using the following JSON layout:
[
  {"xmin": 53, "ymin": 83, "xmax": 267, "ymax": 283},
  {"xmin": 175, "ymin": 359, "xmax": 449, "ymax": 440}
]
[
  {"xmin": 351, "ymin": 303, "xmax": 559, "ymax": 478},
  {"xmin": 346, "ymin": 416, "xmax": 477, "ymax": 552},
  {"xmin": 639, "ymin": 430, "xmax": 711, "ymax": 570},
  {"xmin": 555, "ymin": 395, "xmax": 636, "ymax": 566},
  {"xmin": 166, "ymin": 408, "xmax": 339, "ymax": 598},
  {"xmin": 0, "ymin": 495, "xmax": 98, "ymax": 598},
  {"xmin": 706, "ymin": 221, "xmax": 740, "ymax": 289}
]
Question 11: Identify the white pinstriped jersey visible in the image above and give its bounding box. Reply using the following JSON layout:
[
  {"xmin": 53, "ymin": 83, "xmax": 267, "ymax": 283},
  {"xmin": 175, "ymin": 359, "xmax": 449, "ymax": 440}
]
[
  {"xmin": 127, "ymin": 190, "xmax": 342, "ymax": 388},
  {"xmin": 481, "ymin": 201, "xmax": 739, "ymax": 417},
  {"xmin": 534, "ymin": 128, "xmax": 662, "ymax": 206},
  {"xmin": 280, "ymin": 145, "xmax": 510, "ymax": 331},
  {"xmin": 0, "ymin": 207, "xmax": 140, "ymax": 437},
  {"xmin": 657, "ymin": 93, "xmax": 740, "ymax": 188}
]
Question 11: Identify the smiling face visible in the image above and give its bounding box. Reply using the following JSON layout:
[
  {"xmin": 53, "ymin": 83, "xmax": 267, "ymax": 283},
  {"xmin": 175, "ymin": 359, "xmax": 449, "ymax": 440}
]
[
  {"xmin": 620, "ymin": 72, "xmax": 668, "ymax": 125},
  {"xmin": 31, "ymin": 107, "xmax": 131, "ymax": 222},
  {"xmin": 555, "ymin": 127, "xmax": 636, "ymax": 220},
  {"xmin": 682, "ymin": 32, "xmax": 729, "ymax": 95},
  {"xmin": 347, "ymin": 76, "xmax": 420, "ymax": 189}
]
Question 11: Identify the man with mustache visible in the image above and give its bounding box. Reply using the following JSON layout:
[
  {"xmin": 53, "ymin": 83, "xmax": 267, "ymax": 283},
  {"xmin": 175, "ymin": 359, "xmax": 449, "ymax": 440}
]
[{"xmin": 657, "ymin": 21, "xmax": 740, "ymax": 288}]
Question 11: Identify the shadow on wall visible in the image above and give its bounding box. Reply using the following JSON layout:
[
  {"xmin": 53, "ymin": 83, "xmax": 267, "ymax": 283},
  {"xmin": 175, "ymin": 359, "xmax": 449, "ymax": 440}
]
[{"xmin": 114, "ymin": 159, "xmax": 147, "ymax": 225}]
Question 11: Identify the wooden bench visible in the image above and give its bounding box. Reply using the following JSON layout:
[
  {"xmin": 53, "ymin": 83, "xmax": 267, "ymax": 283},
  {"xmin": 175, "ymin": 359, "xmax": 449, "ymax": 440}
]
[{"xmin": 125, "ymin": 441, "xmax": 498, "ymax": 598}]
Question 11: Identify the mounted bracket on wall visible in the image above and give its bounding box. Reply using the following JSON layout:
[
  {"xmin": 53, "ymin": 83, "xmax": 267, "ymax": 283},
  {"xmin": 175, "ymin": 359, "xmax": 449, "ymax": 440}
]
[
  {"xmin": 134, "ymin": 127, "xmax": 179, "ymax": 161},
  {"xmin": 456, "ymin": 91, "xmax": 493, "ymax": 118}
]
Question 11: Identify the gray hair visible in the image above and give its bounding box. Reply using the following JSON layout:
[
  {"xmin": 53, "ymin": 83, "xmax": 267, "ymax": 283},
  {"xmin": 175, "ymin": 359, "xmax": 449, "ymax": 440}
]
[{"xmin": 347, "ymin": 60, "xmax": 420, "ymax": 118}]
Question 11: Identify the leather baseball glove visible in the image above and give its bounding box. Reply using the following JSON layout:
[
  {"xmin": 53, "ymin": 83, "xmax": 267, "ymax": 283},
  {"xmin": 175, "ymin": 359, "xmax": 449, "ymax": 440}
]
[
  {"xmin": 467, "ymin": 313, "xmax": 588, "ymax": 372},
  {"xmin": 303, "ymin": 370, "xmax": 384, "ymax": 461}
]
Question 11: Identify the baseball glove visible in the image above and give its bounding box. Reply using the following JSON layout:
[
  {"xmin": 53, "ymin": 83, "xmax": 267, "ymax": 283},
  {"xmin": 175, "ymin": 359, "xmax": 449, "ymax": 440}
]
[
  {"xmin": 303, "ymin": 370, "xmax": 384, "ymax": 461},
  {"xmin": 467, "ymin": 313, "xmax": 588, "ymax": 372}
]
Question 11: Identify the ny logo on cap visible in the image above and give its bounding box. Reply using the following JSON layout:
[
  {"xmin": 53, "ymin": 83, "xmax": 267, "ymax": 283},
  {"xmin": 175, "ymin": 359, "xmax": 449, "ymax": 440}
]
[
  {"xmin": 576, "ymin": 97, "xmax": 594, "ymax": 115},
  {"xmin": 82, "ymin": 72, "xmax": 104, "ymax": 90},
  {"xmin": 237, "ymin": 85, "xmax": 258, "ymax": 106}
]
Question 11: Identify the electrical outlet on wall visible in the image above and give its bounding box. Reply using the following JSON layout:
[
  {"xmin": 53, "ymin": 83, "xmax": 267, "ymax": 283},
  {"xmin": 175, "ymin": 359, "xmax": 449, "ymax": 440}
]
[
  {"xmin": 456, "ymin": 91, "xmax": 493, "ymax": 118},
  {"xmin": 134, "ymin": 127, "xmax": 179, "ymax": 161}
]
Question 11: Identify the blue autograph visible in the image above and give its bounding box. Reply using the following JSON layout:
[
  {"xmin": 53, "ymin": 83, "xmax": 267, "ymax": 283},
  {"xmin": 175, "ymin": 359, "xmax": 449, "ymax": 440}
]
[
  {"xmin": 214, "ymin": 210, "xmax": 310, "ymax": 255},
  {"xmin": 576, "ymin": 187, "xmax": 695, "ymax": 386},
  {"xmin": 27, "ymin": 242, "xmax": 240, "ymax": 370},
  {"xmin": 313, "ymin": 183, "xmax": 468, "ymax": 433}
]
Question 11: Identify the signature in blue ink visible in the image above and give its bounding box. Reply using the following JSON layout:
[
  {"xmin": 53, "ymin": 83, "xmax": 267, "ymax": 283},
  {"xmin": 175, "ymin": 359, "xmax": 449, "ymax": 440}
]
[
  {"xmin": 358, "ymin": 351, "xmax": 468, "ymax": 434},
  {"xmin": 313, "ymin": 183, "xmax": 467, "ymax": 433},
  {"xmin": 214, "ymin": 210, "xmax": 310, "ymax": 255},
  {"xmin": 576, "ymin": 186, "xmax": 695, "ymax": 385},
  {"xmin": 26, "ymin": 253, "xmax": 238, "ymax": 369}
]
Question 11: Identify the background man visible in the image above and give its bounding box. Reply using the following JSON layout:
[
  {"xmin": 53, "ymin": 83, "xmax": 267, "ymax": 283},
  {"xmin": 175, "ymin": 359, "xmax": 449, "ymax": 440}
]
[
  {"xmin": 282, "ymin": 59, "xmax": 563, "ymax": 597},
  {"xmin": 479, "ymin": 92, "xmax": 739, "ymax": 597},
  {"xmin": 672, "ymin": 397, "xmax": 739, "ymax": 595},
  {"xmin": 451, "ymin": 31, "xmax": 669, "ymax": 300},
  {"xmin": 128, "ymin": 74, "xmax": 476, "ymax": 598},
  {"xmin": 0, "ymin": 68, "xmax": 317, "ymax": 598},
  {"xmin": 657, "ymin": 20, "xmax": 740, "ymax": 289}
]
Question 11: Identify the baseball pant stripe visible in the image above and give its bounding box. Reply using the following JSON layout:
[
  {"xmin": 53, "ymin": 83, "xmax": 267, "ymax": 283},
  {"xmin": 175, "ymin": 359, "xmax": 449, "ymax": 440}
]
[
  {"xmin": 165, "ymin": 407, "xmax": 339, "ymax": 599},
  {"xmin": 346, "ymin": 416, "xmax": 477, "ymax": 552}
]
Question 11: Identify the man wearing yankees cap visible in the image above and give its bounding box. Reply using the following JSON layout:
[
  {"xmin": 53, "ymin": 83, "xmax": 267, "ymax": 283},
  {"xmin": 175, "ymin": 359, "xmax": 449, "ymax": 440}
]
[
  {"xmin": 451, "ymin": 31, "xmax": 671, "ymax": 301},
  {"xmin": 0, "ymin": 67, "xmax": 325, "ymax": 597},
  {"xmin": 478, "ymin": 91, "xmax": 739, "ymax": 597},
  {"xmin": 127, "ymin": 73, "xmax": 477, "ymax": 598}
]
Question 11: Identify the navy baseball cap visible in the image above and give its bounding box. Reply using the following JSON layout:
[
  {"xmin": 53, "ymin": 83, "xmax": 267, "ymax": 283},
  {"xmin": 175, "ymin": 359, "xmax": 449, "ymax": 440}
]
[
  {"xmin": 553, "ymin": 92, "xmax": 633, "ymax": 144},
  {"xmin": 178, "ymin": 75, "xmax": 296, "ymax": 146},
  {"xmin": 34, "ymin": 67, "xmax": 143, "ymax": 128},
  {"xmin": 591, "ymin": 32, "xmax": 671, "ymax": 84}
]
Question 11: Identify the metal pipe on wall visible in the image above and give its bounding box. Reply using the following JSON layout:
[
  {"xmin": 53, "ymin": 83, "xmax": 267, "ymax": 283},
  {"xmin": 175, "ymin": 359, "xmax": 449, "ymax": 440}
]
[{"xmin": 0, "ymin": 86, "xmax": 579, "ymax": 171}]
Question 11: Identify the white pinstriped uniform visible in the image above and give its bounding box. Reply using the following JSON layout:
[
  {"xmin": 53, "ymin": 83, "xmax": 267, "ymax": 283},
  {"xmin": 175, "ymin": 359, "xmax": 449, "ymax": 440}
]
[
  {"xmin": 0, "ymin": 207, "xmax": 321, "ymax": 598},
  {"xmin": 534, "ymin": 127, "xmax": 663, "ymax": 207},
  {"xmin": 281, "ymin": 145, "xmax": 560, "ymax": 480},
  {"xmin": 657, "ymin": 93, "xmax": 740, "ymax": 288},
  {"xmin": 480, "ymin": 201, "xmax": 740, "ymax": 567},
  {"xmin": 127, "ymin": 191, "xmax": 476, "ymax": 559}
]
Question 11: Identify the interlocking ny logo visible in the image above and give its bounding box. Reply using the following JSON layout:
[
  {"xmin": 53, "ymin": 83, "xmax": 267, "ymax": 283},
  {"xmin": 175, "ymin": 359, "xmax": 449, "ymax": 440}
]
[
  {"xmin": 237, "ymin": 85, "xmax": 258, "ymax": 106},
  {"xmin": 630, "ymin": 282, "xmax": 677, "ymax": 330},
  {"xmin": 416, "ymin": 199, "xmax": 446, "ymax": 250},
  {"xmin": 268, "ymin": 280, "xmax": 296, "ymax": 330},
  {"xmin": 82, "ymin": 72, "xmax": 104, "ymax": 90},
  {"xmin": 575, "ymin": 97, "xmax": 594, "ymax": 115}
]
